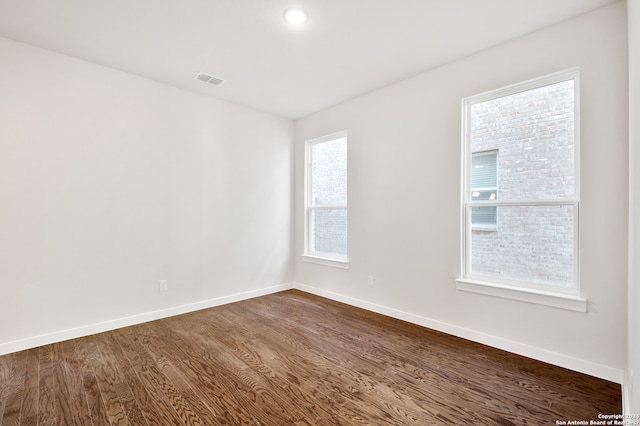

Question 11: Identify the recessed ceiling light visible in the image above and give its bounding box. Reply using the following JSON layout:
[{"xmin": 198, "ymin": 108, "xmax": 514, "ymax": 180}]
[{"xmin": 283, "ymin": 8, "xmax": 308, "ymax": 25}]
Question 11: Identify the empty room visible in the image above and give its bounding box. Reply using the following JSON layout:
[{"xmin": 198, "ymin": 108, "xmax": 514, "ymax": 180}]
[{"xmin": 1, "ymin": 0, "xmax": 639, "ymax": 424}]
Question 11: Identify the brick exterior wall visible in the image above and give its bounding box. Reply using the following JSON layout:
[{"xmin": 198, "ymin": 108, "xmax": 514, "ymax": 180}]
[{"xmin": 469, "ymin": 80, "xmax": 576, "ymax": 286}]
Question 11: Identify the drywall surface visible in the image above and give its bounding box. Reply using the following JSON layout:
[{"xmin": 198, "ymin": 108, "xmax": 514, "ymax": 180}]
[
  {"xmin": 0, "ymin": 37, "xmax": 293, "ymax": 351},
  {"xmin": 294, "ymin": 2, "xmax": 628, "ymax": 380},
  {"xmin": 628, "ymin": 0, "xmax": 640, "ymax": 414}
]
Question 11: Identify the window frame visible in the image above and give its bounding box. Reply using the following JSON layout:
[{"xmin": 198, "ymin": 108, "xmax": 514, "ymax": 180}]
[
  {"xmin": 458, "ymin": 68, "xmax": 586, "ymax": 312},
  {"xmin": 302, "ymin": 131, "xmax": 349, "ymax": 269}
]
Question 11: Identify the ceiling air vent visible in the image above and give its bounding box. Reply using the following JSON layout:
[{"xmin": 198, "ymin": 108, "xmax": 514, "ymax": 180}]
[{"xmin": 194, "ymin": 72, "xmax": 225, "ymax": 86}]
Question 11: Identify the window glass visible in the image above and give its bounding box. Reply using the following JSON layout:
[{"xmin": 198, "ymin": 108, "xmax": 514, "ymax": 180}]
[
  {"xmin": 470, "ymin": 80, "xmax": 575, "ymax": 201},
  {"xmin": 311, "ymin": 137, "xmax": 347, "ymax": 207},
  {"xmin": 310, "ymin": 209, "xmax": 347, "ymax": 255},
  {"xmin": 471, "ymin": 204, "xmax": 575, "ymax": 287}
]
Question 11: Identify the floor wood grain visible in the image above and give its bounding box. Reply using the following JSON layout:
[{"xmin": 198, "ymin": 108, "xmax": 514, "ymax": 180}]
[{"xmin": 0, "ymin": 290, "xmax": 621, "ymax": 425}]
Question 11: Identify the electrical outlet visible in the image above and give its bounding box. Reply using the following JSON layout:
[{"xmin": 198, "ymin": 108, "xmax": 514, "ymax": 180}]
[
  {"xmin": 367, "ymin": 275, "xmax": 374, "ymax": 287},
  {"xmin": 159, "ymin": 280, "xmax": 168, "ymax": 292}
]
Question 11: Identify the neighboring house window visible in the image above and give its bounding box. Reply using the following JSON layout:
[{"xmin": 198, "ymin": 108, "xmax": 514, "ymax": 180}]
[
  {"xmin": 471, "ymin": 150, "xmax": 498, "ymax": 229},
  {"xmin": 303, "ymin": 131, "xmax": 348, "ymax": 267},
  {"xmin": 459, "ymin": 69, "xmax": 583, "ymax": 310}
]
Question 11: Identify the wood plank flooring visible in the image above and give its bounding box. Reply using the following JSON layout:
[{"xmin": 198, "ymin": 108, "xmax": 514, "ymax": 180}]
[{"xmin": 0, "ymin": 290, "xmax": 621, "ymax": 425}]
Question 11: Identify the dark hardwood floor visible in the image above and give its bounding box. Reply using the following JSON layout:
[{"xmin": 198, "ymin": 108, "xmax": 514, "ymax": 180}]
[{"xmin": 0, "ymin": 289, "xmax": 621, "ymax": 425}]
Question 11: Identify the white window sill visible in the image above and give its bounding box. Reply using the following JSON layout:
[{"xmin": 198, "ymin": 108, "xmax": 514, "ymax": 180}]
[
  {"xmin": 471, "ymin": 225, "xmax": 497, "ymax": 232},
  {"xmin": 301, "ymin": 254, "xmax": 349, "ymax": 269},
  {"xmin": 456, "ymin": 278, "xmax": 587, "ymax": 312}
]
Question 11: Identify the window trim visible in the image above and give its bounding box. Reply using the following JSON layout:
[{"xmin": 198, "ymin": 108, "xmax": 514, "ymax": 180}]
[
  {"xmin": 301, "ymin": 253, "xmax": 350, "ymax": 269},
  {"xmin": 456, "ymin": 278, "xmax": 586, "ymax": 312},
  {"xmin": 303, "ymin": 130, "xmax": 349, "ymax": 266},
  {"xmin": 459, "ymin": 68, "xmax": 583, "ymax": 310}
]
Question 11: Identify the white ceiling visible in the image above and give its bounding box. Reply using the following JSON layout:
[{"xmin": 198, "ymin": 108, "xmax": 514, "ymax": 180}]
[{"xmin": 0, "ymin": 0, "xmax": 619, "ymax": 119}]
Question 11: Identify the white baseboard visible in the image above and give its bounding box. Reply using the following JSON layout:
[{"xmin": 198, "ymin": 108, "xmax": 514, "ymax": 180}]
[
  {"xmin": 293, "ymin": 282, "xmax": 625, "ymax": 385},
  {"xmin": 0, "ymin": 283, "xmax": 294, "ymax": 356},
  {"xmin": 1, "ymin": 281, "xmax": 626, "ymax": 388}
]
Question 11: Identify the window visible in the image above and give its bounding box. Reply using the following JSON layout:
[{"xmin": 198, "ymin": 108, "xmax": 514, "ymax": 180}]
[
  {"xmin": 471, "ymin": 150, "xmax": 498, "ymax": 228},
  {"xmin": 459, "ymin": 69, "xmax": 585, "ymax": 311},
  {"xmin": 303, "ymin": 131, "xmax": 348, "ymax": 268}
]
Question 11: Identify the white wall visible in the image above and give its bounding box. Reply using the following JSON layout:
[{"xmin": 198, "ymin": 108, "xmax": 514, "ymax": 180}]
[
  {"xmin": 0, "ymin": 37, "xmax": 293, "ymax": 353},
  {"xmin": 628, "ymin": 0, "xmax": 640, "ymax": 414},
  {"xmin": 294, "ymin": 2, "xmax": 628, "ymax": 382}
]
